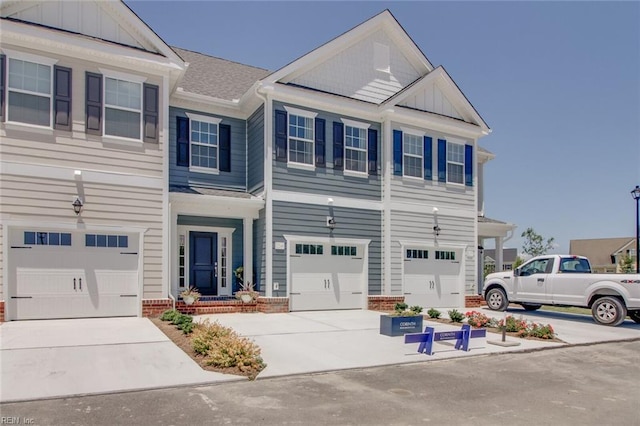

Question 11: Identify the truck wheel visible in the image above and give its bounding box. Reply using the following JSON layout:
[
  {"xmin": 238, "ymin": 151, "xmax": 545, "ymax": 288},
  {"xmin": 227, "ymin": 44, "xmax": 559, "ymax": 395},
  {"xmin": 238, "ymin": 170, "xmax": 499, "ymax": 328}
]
[
  {"xmin": 591, "ymin": 297, "xmax": 627, "ymax": 326},
  {"xmin": 629, "ymin": 310, "xmax": 640, "ymax": 324},
  {"xmin": 486, "ymin": 288, "xmax": 508, "ymax": 311},
  {"xmin": 521, "ymin": 303, "xmax": 542, "ymax": 311}
]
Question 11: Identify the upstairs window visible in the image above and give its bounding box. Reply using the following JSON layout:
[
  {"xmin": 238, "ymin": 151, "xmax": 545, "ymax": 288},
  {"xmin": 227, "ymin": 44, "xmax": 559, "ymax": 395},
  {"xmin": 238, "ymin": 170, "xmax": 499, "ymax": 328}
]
[
  {"xmin": 190, "ymin": 118, "xmax": 219, "ymax": 171},
  {"xmin": 7, "ymin": 58, "xmax": 52, "ymax": 127},
  {"xmin": 403, "ymin": 133, "xmax": 423, "ymax": 178},
  {"xmin": 344, "ymin": 125, "xmax": 367, "ymax": 173},
  {"xmin": 104, "ymin": 77, "xmax": 142, "ymax": 140},
  {"xmin": 288, "ymin": 113, "xmax": 314, "ymax": 166},
  {"xmin": 447, "ymin": 142, "xmax": 464, "ymax": 184}
]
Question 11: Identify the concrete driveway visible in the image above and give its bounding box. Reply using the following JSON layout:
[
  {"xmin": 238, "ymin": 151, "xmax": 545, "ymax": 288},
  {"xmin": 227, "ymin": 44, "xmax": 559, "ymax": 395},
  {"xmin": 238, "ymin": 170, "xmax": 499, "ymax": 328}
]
[{"xmin": 0, "ymin": 317, "xmax": 237, "ymax": 403}]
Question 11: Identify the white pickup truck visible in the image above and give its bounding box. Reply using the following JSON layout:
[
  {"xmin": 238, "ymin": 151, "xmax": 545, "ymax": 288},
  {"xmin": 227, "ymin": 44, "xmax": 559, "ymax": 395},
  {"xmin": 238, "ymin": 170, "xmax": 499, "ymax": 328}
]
[{"xmin": 483, "ymin": 255, "xmax": 640, "ymax": 326}]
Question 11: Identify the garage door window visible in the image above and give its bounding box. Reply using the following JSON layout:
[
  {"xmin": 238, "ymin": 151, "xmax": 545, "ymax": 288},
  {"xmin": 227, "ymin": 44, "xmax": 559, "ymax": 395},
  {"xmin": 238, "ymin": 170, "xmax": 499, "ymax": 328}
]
[
  {"xmin": 435, "ymin": 250, "xmax": 455, "ymax": 260},
  {"xmin": 24, "ymin": 231, "xmax": 71, "ymax": 246},
  {"xmin": 85, "ymin": 234, "xmax": 128, "ymax": 248},
  {"xmin": 406, "ymin": 249, "xmax": 428, "ymax": 259},
  {"xmin": 331, "ymin": 245, "xmax": 357, "ymax": 256},
  {"xmin": 295, "ymin": 244, "xmax": 323, "ymax": 255}
]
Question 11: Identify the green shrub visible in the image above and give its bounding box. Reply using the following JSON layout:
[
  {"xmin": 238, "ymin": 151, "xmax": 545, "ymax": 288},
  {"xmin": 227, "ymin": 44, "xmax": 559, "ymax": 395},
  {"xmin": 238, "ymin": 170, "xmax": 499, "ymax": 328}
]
[
  {"xmin": 172, "ymin": 313, "xmax": 193, "ymax": 326},
  {"xmin": 410, "ymin": 305, "xmax": 423, "ymax": 315},
  {"xmin": 527, "ymin": 323, "xmax": 555, "ymax": 339},
  {"xmin": 498, "ymin": 315, "xmax": 555, "ymax": 339},
  {"xmin": 448, "ymin": 309, "xmax": 464, "ymax": 323},
  {"xmin": 192, "ymin": 320, "xmax": 234, "ymax": 355},
  {"xmin": 499, "ymin": 315, "xmax": 528, "ymax": 332},
  {"xmin": 178, "ymin": 321, "xmax": 195, "ymax": 334},
  {"xmin": 427, "ymin": 308, "xmax": 441, "ymax": 319},
  {"xmin": 394, "ymin": 302, "xmax": 408, "ymax": 313},
  {"xmin": 160, "ymin": 309, "xmax": 180, "ymax": 322}
]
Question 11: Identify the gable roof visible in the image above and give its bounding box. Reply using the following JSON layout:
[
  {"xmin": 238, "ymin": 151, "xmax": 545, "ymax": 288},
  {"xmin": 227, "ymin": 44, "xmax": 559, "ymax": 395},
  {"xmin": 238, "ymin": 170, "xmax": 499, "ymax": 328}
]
[
  {"xmin": 570, "ymin": 237, "xmax": 635, "ymax": 266},
  {"xmin": 172, "ymin": 47, "xmax": 270, "ymax": 102}
]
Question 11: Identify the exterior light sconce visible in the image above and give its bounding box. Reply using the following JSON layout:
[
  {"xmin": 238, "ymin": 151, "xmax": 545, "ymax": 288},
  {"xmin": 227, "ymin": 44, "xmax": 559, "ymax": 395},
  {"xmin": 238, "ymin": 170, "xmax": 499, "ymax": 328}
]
[
  {"xmin": 72, "ymin": 197, "xmax": 83, "ymax": 215},
  {"xmin": 433, "ymin": 225, "xmax": 441, "ymax": 236},
  {"xmin": 326, "ymin": 216, "xmax": 336, "ymax": 229}
]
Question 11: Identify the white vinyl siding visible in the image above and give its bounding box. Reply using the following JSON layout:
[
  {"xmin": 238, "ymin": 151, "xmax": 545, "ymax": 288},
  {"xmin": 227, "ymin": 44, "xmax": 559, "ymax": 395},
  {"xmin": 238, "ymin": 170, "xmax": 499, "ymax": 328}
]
[
  {"xmin": 345, "ymin": 125, "xmax": 367, "ymax": 173},
  {"xmin": 403, "ymin": 133, "xmax": 422, "ymax": 178},
  {"xmin": 447, "ymin": 142, "xmax": 464, "ymax": 184},
  {"xmin": 7, "ymin": 58, "xmax": 52, "ymax": 127},
  {"xmin": 104, "ymin": 77, "xmax": 142, "ymax": 140},
  {"xmin": 288, "ymin": 114, "xmax": 314, "ymax": 166}
]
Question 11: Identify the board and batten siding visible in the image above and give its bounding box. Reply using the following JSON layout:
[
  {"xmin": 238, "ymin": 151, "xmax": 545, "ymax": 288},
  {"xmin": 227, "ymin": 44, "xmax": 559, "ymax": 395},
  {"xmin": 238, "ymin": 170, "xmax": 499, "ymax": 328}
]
[
  {"xmin": 0, "ymin": 48, "xmax": 164, "ymax": 177},
  {"xmin": 390, "ymin": 211, "xmax": 476, "ymax": 294},
  {"xmin": 272, "ymin": 101, "xmax": 382, "ymax": 201},
  {"xmin": 169, "ymin": 107, "xmax": 247, "ymax": 191},
  {"xmin": 253, "ymin": 209, "xmax": 266, "ymax": 293},
  {"xmin": 177, "ymin": 215, "xmax": 244, "ymax": 289},
  {"xmin": 271, "ymin": 201, "xmax": 382, "ymax": 297},
  {"xmin": 0, "ymin": 174, "xmax": 164, "ymax": 298},
  {"xmin": 247, "ymin": 105, "xmax": 265, "ymax": 193}
]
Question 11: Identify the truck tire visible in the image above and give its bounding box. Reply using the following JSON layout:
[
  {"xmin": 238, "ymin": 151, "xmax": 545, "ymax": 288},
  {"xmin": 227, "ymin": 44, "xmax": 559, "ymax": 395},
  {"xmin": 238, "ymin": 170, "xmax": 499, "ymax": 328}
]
[
  {"xmin": 591, "ymin": 297, "xmax": 627, "ymax": 326},
  {"xmin": 629, "ymin": 310, "xmax": 640, "ymax": 324},
  {"xmin": 521, "ymin": 303, "xmax": 542, "ymax": 311},
  {"xmin": 486, "ymin": 288, "xmax": 508, "ymax": 311}
]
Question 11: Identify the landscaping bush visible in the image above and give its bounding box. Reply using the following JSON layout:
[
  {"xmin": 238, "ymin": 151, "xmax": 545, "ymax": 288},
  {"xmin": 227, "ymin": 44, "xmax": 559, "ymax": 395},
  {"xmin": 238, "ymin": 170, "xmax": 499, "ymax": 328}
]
[
  {"xmin": 410, "ymin": 305, "xmax": 423, "ymax": 315},
  {"xmin": 448, "ymin": 309, "xmax": 464, "ymax": 323},
  {"xmin": 465, "ymin": 311, "xmax": 491, "ymax": 328},
  {"xmin": 192, "ymin": 320, "xmax": 234, "ymax": 355},
  {"xmin": 498, "ymin": 315, "xmax": 555, "ymax": 339},
  {"xmin": 160, "ymin": 309, "xmax": 180, "ymax": 322},
  {"xmin": 427, "ymin": 308, "xmax": 441, "ymax": 319},
  {"xmin": 499, "ymin": 315, "xmax": 528, "ymax": 333},
  {"xmin": 159, "ymin": 309, "xmax": 194, "ymax": 334}
]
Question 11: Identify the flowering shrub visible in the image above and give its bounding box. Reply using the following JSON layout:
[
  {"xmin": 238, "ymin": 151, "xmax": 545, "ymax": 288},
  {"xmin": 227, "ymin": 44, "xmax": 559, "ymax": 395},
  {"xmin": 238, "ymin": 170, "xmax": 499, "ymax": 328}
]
[
  {"xmin": 465, "ymin": 311, "xmax": 491, "ymax": 328},
  {"xmin": 498, "ymin": 315, "xmax": 555, "ymax": 339}
]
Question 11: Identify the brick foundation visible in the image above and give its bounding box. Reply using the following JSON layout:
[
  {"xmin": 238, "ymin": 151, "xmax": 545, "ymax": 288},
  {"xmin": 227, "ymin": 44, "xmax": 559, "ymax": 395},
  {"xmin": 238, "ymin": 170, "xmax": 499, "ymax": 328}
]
[
  {"xmin": 257, "ymin": 297, "xmax": 290, "ymax": 313},
  {"xmin": 142, "ymin": 299, "xmax": 173, "ymax": 317},
  {"xmin": 368, "ymin": 295, "xmax": 405, "ymax": 312},
  {"xmin": 465, "ymin": 295, "xmax": 485, "ymax": 308},
  {"xmin": 0, "ymin": 300, "xmax": 4, "ymax": 323},
  {"xmin": 143, "ymin": 297, "xmax": 292, "ymax": 316}
]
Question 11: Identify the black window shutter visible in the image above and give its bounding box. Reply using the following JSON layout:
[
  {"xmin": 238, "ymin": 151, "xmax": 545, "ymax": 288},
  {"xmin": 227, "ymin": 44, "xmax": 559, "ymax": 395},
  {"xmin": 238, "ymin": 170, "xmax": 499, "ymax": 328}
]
[
  {"xmin": 275, "ymin": 110, "xmax": 287, "ymax": 162},
  {"xmin": 219, "ymin": 123, "xmax": 231, "ymax": 172},
  {"xmin": 437, "ymin": 139, "xmax": 447, "ymax": 182},
  {"xmin": 368, "ymin": 128, "xmax": 378, "ymax": 175},
  {"xmin": 54, "ymin": 66, "xmax": 72, "ymax": 131},
  {"xmin": 176, "ymin": 115, "xmax": 189, "ymax": 167},
  {"xmin": 333, "ymin": 121, "xmax": 344, "ymax": 170},
  {"xmin": 85, "ymin": 72, "xmax": 102, "ymax": 135},
  {"xmin": 315, "ymin": 117, "xmax": 326, "ymax": 167},
  {"xmin": 424, "ymin": 136, "xmax": 433, "ymax": 180},
  {"xmin": 0, "ymin": 55, "xmax": 5, "ymax": 122},
  {"xmin": 143, "ymin": 83, "xmax": 159, "ymax": 143},
  {"xmin": 465, "ymin": 144, "xmax": 473, "ymax": 186},
  {"xmin": 393, "ymin": 130, "xmax": 403, "ymax": 176}
]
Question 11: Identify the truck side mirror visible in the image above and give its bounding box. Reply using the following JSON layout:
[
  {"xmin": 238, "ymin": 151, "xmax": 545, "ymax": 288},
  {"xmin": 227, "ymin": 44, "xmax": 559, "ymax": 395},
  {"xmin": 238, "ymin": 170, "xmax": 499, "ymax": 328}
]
[{"xmin": 514, "ymin": 268, "xmax": 520, "ymax": 277}]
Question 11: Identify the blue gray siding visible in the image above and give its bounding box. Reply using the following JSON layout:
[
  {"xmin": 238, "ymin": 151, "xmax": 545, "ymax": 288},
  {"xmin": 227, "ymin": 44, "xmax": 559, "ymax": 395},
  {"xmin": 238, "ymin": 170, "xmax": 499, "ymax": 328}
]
[
  {"xmin": 247, "ymin": 105, "xmax": 264, "ymax": 193},
  {"xmin": 272, "ymin": 101, "xmax": 382, "ymax": 200},
  {"xmin": 177, "ymin": 215, "xmax": 244, "ymax": 290},
  {"xmin": 253, "ymin": 208, "xmax": 266, "ymax": 294},
  {"xmin": 271, "ymin": 201, "xmax": 382, "ymax": 296},
  {"xmin": 169, "ymin": 107, "xmax": 247, "ymax": 190}
]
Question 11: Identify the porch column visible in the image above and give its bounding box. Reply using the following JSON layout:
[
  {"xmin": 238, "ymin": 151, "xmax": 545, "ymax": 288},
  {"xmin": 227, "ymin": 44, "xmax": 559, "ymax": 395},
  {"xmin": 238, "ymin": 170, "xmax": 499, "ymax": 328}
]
[
  {"xmin": 243, "ymin": 217, "xmax": 253, "ymax": 292},
  {"xmin": 495, "ymin": 236, "xmax": 504, "ymax": 271}
]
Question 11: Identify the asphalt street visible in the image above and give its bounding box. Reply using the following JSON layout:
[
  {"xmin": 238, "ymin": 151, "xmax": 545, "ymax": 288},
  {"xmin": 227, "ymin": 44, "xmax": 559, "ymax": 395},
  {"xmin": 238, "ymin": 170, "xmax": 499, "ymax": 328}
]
[{"xmin": 2, "ymin": 340, "xmax": 639, "ymax": 426}]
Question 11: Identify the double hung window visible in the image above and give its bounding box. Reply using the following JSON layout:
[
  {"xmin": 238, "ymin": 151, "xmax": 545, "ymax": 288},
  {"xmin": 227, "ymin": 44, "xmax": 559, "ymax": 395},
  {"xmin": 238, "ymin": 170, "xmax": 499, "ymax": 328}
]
[
  {"xmin": 288, "ymin": 113, "xmax": 314, "ymax": 166},
  {"xmin": 447, "ymin": 142, "xmax": 464, "ymax": 184},
  {"xmin": 7, "ymin": 57, "xmax": 53, "ymax": 127},
  {"xmin": 344, "ymin": 125, "xmax": 367, "ymax": 173},
  {"xmin": 104, "ymin": 77, "xmax": 142, "ymax": 140},
  {"xmin": 190, "ymin": 118, "xmax": 219, "ymax": 171},
  {"xmin": 403, "ymin": 133, "xmax": 423, "ymax": 178}
]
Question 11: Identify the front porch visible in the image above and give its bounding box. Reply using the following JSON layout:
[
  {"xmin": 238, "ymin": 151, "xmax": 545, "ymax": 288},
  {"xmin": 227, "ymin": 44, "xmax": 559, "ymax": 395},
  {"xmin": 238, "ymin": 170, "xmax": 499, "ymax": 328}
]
[{"xmin": 477, "ymin": 215, "xmax": 517, "ymax": 293}]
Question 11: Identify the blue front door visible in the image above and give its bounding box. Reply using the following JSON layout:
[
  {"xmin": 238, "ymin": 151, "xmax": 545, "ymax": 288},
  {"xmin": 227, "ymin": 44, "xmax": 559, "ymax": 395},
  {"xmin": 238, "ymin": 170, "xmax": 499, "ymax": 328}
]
[{"xmin": 189, "ymin": 232, "xmax": 218, "ymax": 295}]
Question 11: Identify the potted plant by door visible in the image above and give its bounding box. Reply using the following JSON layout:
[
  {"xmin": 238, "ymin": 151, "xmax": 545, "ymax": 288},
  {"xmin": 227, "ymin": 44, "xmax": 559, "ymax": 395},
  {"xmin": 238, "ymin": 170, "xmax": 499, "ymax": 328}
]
[
  {"xmin": 180, "ymin": 286, "xmax": 201, "ymax": 305},
  {"xmin": 235, "ymin": 282, "xmax": 259, "ymax": 303},
  {"xmin": 379, "ymin": 303, "xmax": 424, "ymax": 336}
]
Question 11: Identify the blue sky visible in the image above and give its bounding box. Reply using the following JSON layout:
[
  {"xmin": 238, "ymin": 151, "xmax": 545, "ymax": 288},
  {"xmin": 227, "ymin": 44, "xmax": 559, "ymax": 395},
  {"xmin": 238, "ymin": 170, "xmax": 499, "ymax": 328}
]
[{"xmin": 127, "ymin": 1, "xmax": 640, "ymax": 254}]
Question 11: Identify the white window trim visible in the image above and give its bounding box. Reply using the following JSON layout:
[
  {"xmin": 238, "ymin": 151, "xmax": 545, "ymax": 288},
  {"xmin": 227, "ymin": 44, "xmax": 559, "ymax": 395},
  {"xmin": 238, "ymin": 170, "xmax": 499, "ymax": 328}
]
[
  {"xmin": 402, "ymin": 132, "xmax": 423, "ymax": 179},
  {"xmin": 341, "ymin": 118, "xmax": 370, "ymax": 130},
  {"xmin": 446, "ymin": 141, "xmax": 465, "ymax": 185},
  {"xmin": 284, "ymin": 105, "xmax": 317, "ymax": 119},
  {"xmin": 4, "ymin": 50, "xmax": 58, "ymax": 129},
  {"xmin": 343, "ymin": 122, "xmax": 368, "ymax": 176},
  {"xmin": 187, "ymin": 113, "xmax": 222, "ymax": 174},
  {"xmin": 101, "ymin": 70, "xmax": 145, "ymax": 142}
]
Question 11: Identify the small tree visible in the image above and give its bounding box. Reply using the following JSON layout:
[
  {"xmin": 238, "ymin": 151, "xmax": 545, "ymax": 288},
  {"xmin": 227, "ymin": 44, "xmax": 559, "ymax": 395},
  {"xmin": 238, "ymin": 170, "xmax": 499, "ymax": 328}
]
[
  {"xmin": 513, "ymin": 256, "xmax": 524, "ymax": 269},
  {"xmin": 618, "ymin": 255, "xmax": 635, "ymax": 274},
  {"xmin": 521, "ymin": 228, "xmax": 555, "ymax": 257}
]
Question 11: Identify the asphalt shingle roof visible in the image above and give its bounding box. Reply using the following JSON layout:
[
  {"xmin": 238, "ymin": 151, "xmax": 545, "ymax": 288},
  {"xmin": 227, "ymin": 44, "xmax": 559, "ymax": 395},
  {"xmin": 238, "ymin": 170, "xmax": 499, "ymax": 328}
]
[{"xmin": 172, "ymin": 46, "xmax": 270, "ymax": 101}]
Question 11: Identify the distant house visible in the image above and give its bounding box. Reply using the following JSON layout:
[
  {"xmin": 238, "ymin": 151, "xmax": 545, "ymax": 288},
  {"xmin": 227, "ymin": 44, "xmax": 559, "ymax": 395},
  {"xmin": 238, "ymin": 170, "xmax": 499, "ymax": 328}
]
[
  {"xmin": 570, "ymin": 238, "xmax": 637, "ymax": 273},
  {"xmin": 483, "ymin": 248, "xmax": 518, "ymax": 273}
]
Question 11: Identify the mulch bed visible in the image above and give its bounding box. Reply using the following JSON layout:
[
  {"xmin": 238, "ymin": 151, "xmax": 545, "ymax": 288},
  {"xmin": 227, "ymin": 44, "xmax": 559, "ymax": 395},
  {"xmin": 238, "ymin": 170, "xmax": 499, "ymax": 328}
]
[{"xmin": 150, "ymin": 317, "xmax": 259, "ymax": 379}]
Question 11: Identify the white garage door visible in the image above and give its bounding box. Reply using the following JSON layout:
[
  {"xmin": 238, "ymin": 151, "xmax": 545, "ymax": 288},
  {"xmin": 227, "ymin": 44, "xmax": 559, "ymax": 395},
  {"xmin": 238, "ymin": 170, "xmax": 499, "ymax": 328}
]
[
  {"xmin": 8, "ymin": 228, "xmax": 139, "ymax": 320},
  {"xmin": 403, "ymin": 247, "xmax": 462, "ymax": 308},
  {"xmin": 289, "ymin": 241, "xmax": 366, "ymax": 311}
]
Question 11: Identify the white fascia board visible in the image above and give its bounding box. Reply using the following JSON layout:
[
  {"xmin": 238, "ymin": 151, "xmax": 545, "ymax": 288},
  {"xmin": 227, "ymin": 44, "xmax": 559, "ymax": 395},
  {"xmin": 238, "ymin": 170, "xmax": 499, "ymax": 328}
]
[
  {"xmin": 390, "ymin": 201, "xmax": 476, "ymax": 219},
  {"xmin": 171, "ymin": 90, "xmax": 247, "ymax": 119},
  {"xmin": 0, "ymin": 21, "xmax": 184, "ymax": 74},
  {"xmin": 383, "ymin": 108, "xmax": 486, "ymax": 140},
  {"xmin": 283, "ymin": 234, "xmax": 371, "ymax": 246},
  {"xmin": 478, "ymin": 221, "xmax": 517, "ymax": 238},
  {"xmin": 272, "ymin": 190, "xmax": 382, "ymax": 211},
  {"xmin": 170, "ymin": 192, "xmax": 264, "ymax": 219},
  {"xmin": 0, "ymin": 160, "xmax": 163, "ymax": 189}
]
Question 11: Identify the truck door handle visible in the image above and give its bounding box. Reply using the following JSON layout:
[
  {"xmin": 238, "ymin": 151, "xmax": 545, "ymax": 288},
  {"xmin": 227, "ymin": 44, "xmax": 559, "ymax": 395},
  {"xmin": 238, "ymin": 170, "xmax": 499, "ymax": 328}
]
[
  {"xmin": 79, "ymin": 277, "xmax": 82, "ymax": 290},
  {"xmin": 74, "ymin": 278, "xmax": 76, "ymax": 290},
  {"xmin": 537, "ymin": 278, "xmax": 544, "ymax": 283}
]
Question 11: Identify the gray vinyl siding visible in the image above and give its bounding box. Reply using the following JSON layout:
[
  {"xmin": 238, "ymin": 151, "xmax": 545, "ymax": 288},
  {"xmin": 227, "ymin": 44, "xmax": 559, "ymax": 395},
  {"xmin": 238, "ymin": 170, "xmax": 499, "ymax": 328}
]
[
  {"xmin": 253, "ymin": 209, "xmax": 266, "ymax": 294},
  {"xmin": 177, "ymin": 215, "xmax": 244, "ymax": 289},
  {"xmin": 272, "ymin": 101, "xmax": 382, "ymax": 200},
  {"xmin": 390, "ymin": 211, "xmax": 476, "ymax": 294},
  {"xmin": 169, "ymin": 107, "xmax": 247, "ymax": 191},
  {"xmin": 272, "ymin": 201, "xmax": 382, "ymax": 296},
  {"xmin": 247, "ymin": 106, "xmax": 265, "ymax": 193}
]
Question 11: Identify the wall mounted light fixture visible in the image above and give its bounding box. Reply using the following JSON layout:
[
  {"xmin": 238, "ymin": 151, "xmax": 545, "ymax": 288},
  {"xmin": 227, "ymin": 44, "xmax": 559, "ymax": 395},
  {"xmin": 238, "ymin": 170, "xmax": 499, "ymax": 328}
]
[
  {"xmin": 72, "ymin": 197, "xmax": 83, "ymax": 215},
  {"xmin": 326, "ymin": 216, "xmax": 336, "ymax": 229},
  {"xmin": 433, "ymin": 225, "xmax": 441, "ymax": 236}
]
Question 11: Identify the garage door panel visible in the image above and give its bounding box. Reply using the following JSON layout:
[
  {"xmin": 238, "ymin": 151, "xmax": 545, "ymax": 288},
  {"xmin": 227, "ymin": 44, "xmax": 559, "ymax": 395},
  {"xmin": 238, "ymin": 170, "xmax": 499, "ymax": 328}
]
[
  {"xmin": 16, "ymin": 268, "xmax": 84, "ymax": 295},
  {"xmin": 403, "ymin": 247, "xmax": 463, "ymax": 309},
  {"xmin": 94, "ymin": 271, "xmax": 139, "ymax": 295}
]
